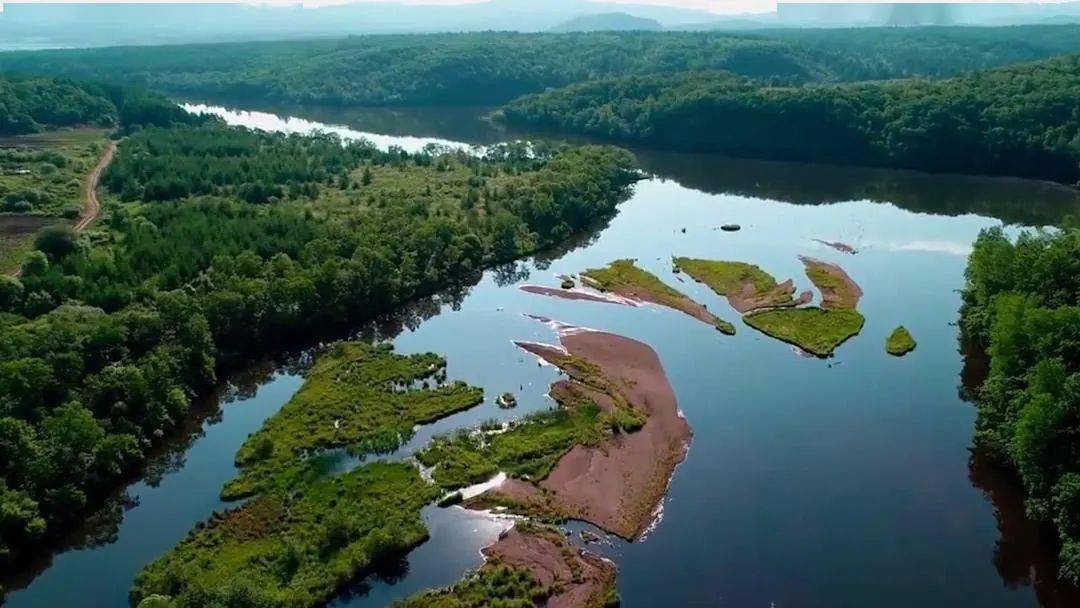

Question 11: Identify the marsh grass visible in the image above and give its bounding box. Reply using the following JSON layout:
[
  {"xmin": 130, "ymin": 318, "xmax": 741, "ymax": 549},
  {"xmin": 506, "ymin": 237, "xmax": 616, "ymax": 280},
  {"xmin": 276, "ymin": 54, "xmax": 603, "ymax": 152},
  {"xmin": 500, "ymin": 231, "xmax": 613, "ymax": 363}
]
[
  {"xmin": 673, "ymin": 257, "xmax": 785, "ymax": 297},
  {"xmin": 583, "ymin": 259, "xmax": 735, "ymax": 333},
  {"xmin": 744, "ymin": 307, "xmax": 865, "ymax": 357},
  {"xmin": 131, "ymin": 462, "xmax": 439, "ymax": 608},
  {"xmin": 223, "ymin": 341, "xmax": 483, "ymax": 499},
  {"xmin": 885, "ymin": 325, "xmax": 917, "ymax": 356}
]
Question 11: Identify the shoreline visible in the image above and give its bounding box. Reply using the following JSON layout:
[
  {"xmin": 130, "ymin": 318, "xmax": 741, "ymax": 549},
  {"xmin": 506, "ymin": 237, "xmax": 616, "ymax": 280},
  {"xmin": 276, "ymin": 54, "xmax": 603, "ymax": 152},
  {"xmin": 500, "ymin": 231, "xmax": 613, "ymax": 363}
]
[{"xmin": 476, "ymin": 328, "xmax": 691, "ymax": 540}]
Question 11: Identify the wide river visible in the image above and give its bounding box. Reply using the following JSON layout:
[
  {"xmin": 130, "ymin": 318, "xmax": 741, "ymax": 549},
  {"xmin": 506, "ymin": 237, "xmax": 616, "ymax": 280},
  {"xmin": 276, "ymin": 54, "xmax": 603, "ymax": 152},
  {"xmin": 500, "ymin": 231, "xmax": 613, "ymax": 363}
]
[{"xmin": 6, "ymin": 104, "xmax": 1080, "ymax": 608}]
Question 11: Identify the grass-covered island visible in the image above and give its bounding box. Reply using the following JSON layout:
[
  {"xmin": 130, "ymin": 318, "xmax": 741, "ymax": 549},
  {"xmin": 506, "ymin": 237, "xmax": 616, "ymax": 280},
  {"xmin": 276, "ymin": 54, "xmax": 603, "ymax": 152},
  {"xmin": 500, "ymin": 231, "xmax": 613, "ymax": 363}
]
[
  {"xmin": 131, "ymin": 332, "xmax": 640, "ymax": 607},
  {"xmin": 223, "ymin": 342, "xmax": 483, "ymax": 500},
  {"xmin": 745, "ymin": 308, "xmax": 865, "ymax": 358},
  {"xmin": 130, "ymin": 342, "xmax": 490, "ymax": 607},
  {"xmin": 886, "ymin": 326, "xmax": 917, "ymax": 356},
  {"xmin": 131, "ymin": 462, "xmax": 439, "ymax": 608},
  {"xmin": 581, "ymin": 259, "xmax": 735, "ymax": 334},
  {"xmin": 672, "ymin": 257, "xmax": 806, "ymax": 313},
  {"xmin": 743, "ymin": 256, "xmax": 865, "ymax": 357}
]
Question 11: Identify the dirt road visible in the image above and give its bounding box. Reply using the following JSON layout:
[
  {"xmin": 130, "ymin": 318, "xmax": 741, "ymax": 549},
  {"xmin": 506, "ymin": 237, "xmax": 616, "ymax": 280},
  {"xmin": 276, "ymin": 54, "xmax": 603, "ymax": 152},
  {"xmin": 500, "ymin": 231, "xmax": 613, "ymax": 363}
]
[
  {"xmin": 4, "ymin": 140, "xmax": 116, "ymax": 277},
  {"xmin": 74, "ymin": 141, "xmax": 117, "ymax": 232}
]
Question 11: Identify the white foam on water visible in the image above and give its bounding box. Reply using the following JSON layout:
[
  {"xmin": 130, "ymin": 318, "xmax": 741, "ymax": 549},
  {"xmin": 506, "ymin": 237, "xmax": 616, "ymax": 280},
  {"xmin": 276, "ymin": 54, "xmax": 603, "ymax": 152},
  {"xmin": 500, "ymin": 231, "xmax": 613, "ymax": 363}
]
[{"xmin": 460, "ymin": 472, "xmax": 507, "ymax": 500}]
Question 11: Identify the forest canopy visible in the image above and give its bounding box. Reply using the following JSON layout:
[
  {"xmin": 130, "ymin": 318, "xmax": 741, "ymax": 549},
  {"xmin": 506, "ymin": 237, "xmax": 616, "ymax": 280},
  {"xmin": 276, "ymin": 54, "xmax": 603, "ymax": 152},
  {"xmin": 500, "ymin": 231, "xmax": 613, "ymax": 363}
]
[
  {"xmin": 1, "ymin": 26, "xmax": 1080, "ymax": 106},
  {"xmin": 962, "ymin": 224, "xmax": 1080, "ymax": 582},
  {"xmin": 0, "ymin": 75, "xmax": 192, "ymax": 136},
  {"xmin": 0, "ymin": 121, "xmax": 638, "ymax": 571},
  {"xmin": 501, "ymin": 55, "xmax": 1080, "ymax": 183}
]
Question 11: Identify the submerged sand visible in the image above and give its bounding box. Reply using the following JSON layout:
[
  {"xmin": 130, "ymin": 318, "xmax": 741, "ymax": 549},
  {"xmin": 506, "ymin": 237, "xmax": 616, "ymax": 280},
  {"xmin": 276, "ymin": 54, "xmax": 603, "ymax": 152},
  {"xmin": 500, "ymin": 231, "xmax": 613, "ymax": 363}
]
[
  {"xmin": 478, "ymin": 329, "xmax": 691, "ymax": 540},
  {"xmin": 813, "ymin": 239, "xmax": 858, "ymax": 255},
  {"xmin": 520, "ymin": 284, "xmax": 632, "ymax": 305}
]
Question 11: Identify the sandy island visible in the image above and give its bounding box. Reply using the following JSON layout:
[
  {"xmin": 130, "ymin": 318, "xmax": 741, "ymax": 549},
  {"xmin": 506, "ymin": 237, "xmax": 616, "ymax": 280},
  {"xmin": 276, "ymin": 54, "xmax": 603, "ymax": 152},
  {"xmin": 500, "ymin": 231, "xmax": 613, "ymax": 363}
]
[
  {"xmin": 473, "ymin": 329, "xmax": 691, "ymax": 540},
  {"xmin": 800, "ymin": 256, "xmax": 862, "ymax": 310},
  {"xmin": 484, "ymin": 526, "xmax": 617, "ymax": 608}
]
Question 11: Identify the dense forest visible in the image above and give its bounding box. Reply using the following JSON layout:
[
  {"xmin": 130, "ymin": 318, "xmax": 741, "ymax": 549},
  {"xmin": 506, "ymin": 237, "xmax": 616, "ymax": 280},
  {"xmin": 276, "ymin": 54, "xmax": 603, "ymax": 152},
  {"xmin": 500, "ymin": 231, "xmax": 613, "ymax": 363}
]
[
  {"xmin": 962, "ymin": 224, "xmax": 1080, "ymax": 581},
  {"xmin": 0, "ymin": 75, "xmax": 190, "ymax": 136},
  {"xmin": 0, "ymin": 26, "xmax": 1079, "ymax": 106},
  {"xmin": 0, "ymin": 75, "xmax": 116, "ymax": 135},
  {"xmin": 502, "ymin": 55, "xmax": 1080, "ymax": 183},
  {"xmin": 0, "ymin": 122, "xmax": 637, "ymax": 571}
]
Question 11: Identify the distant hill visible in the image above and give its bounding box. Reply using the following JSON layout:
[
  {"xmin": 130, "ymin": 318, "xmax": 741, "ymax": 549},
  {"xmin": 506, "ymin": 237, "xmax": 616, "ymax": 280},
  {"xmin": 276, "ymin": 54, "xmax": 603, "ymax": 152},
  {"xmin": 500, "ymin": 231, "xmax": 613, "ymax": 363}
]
[
  {"xmin": 551, "ymin": 12, "xmax": 663, "ymax": 32},
  {"xmin": 0, "ymin": 0, "xmax": 717, "ymax": 49}
]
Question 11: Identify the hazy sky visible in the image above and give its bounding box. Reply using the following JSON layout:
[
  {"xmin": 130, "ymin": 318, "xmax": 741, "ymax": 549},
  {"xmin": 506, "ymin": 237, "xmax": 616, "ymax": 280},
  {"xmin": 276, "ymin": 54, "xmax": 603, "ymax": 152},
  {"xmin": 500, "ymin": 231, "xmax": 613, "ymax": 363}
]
[
  {"xmin": 2, "ymin": 0, "xmax": 771, "ymax": 15},
  {"xmin": 1, "ymin": 0, "xmax": 1066, "ymax": 16}
]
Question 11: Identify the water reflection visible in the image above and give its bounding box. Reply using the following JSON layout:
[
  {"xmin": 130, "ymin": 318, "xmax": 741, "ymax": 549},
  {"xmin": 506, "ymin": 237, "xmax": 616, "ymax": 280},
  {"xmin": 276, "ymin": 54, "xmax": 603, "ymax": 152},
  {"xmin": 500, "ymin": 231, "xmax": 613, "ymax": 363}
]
[
  {"xmin": 184, "ymin": 100, "xmax": 1080, "ymax": 227},
  {"xmin": 635, "ymin": 150, "xmax": 1080, "ymax": 228},
  {"xmin": 961, "ymin": 339, "xmax": 1080, "ymax": 605},
  {"xmin": 9, "ymin": 99, "xmax": 1080, "ymax": 607},
  {"xmin": 968, "ymin": 452, "xmax": 1080, "ymax": 608}
]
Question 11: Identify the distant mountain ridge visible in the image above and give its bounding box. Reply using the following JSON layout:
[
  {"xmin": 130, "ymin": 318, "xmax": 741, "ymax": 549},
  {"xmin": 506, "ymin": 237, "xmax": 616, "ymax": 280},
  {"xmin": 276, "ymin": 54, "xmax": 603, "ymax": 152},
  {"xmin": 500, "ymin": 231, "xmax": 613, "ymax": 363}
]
[
  {"xmin": 551, "ymin": 12, "xmax": 663, "ymax": 33},
  {"xmin": 0, "ymin": 0, "xmax": 716, "ymax": 49}
]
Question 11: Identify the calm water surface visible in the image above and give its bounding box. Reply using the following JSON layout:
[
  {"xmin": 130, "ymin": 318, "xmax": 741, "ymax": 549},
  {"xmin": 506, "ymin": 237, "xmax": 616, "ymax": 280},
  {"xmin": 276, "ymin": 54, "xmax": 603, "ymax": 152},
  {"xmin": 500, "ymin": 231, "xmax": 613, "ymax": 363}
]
[{"xmin": 6, "ymin": 104, "xmax": 1080, "ymax": 608}]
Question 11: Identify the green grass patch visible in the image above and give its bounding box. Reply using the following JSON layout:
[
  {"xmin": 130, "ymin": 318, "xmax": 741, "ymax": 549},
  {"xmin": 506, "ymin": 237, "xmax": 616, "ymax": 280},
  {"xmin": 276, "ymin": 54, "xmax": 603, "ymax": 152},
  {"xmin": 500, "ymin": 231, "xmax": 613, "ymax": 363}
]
[
  {"xmin": 131, "ymin": 462, "xmax": 439, "ymax": 608},
  {"xmin": 419, "ymin": 380, "xmax": 644, "ymax": 491},
  {"xmin": 0, "ymin": 215, "xmax": 55, "ymax": 271},
  {"xmin": 223, "ymin": 341, "xmax": 483, "ymax": 499},
  {"xmin": 583, "ymin": 259, "xmax": 734, "ymax": 333},
  {"xmin": 393, "ymin": 563, "xmax": 547, "ymax": 608},
  {"xmin": 885, "ymin": 326, "xmax": 917, "ymax": 356},
  {"xmin": 744, "ymin": 307, "xmax": 865, "ymax": 357},
  {"xmin": 0, "ymin": 129, "xmax": 106, "ymax": 217},
  {"xmin": 673, "ymin": 257, "xmax": 783, "ymax": 296},
  {"xmin": 583, "ymin": 259, "xmax": 685, "ymax": 304}
]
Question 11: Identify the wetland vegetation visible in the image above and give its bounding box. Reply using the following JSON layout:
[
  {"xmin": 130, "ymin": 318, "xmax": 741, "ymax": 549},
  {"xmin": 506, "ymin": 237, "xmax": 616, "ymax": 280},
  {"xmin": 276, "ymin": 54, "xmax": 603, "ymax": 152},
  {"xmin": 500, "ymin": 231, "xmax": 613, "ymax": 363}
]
[
  {"xmin": 131, "ymin": 462, "xmax": 439, "ymax": 608},
  {"xmin": 744, "ymin": 307, "xmax": 866, "ymax": 358},
  {"xmin": 886, "ymin": 326, "xmax": 917, "ymax": 356},
  {"xmin": 418, "ymin": 379, "xmax": 643, "ymax": 492},
  {"xmin": 582, "ymin": 259, "xmax": 735, "ymax": 334},
  {"xmin": 737, "ymin": 256, "xmax": 865, "ymax": 357},
  {"xmin": 223, "ymin": 342, "xmax": 483, "ymax": 500},
  {"xmin": 0, "ymin": 118, "xmax": 635, "ymax": 574},
  {"xmin": 672, "ymin": 257, "xmax": 800, "ymax": 313}
]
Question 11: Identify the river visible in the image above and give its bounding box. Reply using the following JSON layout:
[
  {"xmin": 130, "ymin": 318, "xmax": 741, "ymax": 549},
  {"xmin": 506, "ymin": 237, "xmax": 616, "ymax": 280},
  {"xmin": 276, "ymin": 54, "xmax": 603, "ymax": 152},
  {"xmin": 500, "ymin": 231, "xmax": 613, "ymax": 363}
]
[{"xmin": 5, "ymin": 103, "xmax": 1080, "ymax": 608}]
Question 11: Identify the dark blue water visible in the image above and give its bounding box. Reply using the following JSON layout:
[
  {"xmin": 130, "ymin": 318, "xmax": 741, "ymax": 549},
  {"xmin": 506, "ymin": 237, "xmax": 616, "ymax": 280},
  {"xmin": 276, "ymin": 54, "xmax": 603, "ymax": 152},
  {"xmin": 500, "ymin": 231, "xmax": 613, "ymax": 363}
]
[{"xmin": 6, "ymin": 105, "xmax": 1080, "ymax": 608}]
